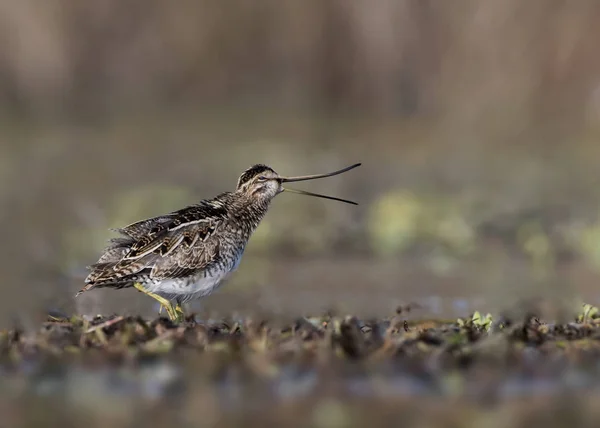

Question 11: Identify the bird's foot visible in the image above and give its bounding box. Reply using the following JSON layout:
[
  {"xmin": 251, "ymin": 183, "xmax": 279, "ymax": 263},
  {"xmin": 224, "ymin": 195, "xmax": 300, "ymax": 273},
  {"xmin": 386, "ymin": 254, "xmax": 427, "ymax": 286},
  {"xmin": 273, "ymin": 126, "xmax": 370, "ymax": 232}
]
[
  {"xmin": 173, "ymin": 304, "xmax": 186, "ymax": 322},
  {"xmin": 133, "ymin": 283, "xmax": 181, "ymax": 322}
]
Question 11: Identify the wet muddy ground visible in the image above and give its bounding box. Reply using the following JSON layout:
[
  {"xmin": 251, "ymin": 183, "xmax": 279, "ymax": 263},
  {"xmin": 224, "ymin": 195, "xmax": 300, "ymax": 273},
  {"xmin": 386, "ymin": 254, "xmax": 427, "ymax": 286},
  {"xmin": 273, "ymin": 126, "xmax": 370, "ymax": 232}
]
[{"xmin": 3, "ymin": 304, "xmax": 600, "ymax": 428}]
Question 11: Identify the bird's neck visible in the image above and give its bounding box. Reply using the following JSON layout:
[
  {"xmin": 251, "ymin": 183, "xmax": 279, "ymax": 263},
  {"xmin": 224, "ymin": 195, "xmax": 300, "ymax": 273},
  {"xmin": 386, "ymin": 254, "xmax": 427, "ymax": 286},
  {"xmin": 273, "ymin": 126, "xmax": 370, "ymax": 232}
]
[{"xmin": 228, "ymin": 192, "xmax": 272, "ymax": 232}]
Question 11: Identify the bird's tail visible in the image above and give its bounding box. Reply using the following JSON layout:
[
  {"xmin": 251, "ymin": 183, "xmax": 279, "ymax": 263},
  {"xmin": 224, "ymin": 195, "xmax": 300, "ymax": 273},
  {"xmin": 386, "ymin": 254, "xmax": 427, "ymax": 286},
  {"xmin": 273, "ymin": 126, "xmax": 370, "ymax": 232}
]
[
  {"xmin": 75, "ymin": 279, "xmax": 134, "ymax": 297},
  {"xmin": 76, "ymin": 261, "xmax": 119, "ymax": 297},
  {"xmin": 75, "ymin": 283, "xmax": 94, "ymax": 297}
]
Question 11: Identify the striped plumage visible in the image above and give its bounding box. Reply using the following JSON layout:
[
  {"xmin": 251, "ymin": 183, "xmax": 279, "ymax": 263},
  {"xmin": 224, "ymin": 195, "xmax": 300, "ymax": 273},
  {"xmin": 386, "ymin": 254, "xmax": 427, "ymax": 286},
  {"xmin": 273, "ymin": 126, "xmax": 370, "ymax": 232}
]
[{"xmin": 76, "ymin": 163, "xmax": 360, "ymax": 321}]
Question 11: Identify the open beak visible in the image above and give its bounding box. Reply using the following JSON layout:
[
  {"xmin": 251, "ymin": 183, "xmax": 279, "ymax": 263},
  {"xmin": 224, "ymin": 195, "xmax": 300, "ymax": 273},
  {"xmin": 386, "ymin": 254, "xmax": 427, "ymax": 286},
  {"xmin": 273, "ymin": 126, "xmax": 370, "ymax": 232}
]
[{"xmin": 279, "ymin": 163, "xmax": 361, "ymax": 205}]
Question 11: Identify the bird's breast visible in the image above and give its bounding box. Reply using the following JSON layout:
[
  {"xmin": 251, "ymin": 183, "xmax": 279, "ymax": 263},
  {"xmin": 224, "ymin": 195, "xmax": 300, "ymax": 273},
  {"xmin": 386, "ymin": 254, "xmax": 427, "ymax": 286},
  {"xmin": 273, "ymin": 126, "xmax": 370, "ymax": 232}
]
[{"xmin": 230, "ymin": 247, "xmax": 245, "ymax": 272}]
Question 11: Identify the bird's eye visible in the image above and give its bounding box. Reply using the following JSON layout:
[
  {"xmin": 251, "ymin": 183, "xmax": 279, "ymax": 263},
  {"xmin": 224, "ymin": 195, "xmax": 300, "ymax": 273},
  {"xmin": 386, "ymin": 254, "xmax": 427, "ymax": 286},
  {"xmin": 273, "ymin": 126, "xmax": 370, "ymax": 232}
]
[{"xmin": 257, "ymin": 176, "xmax": 267, "ymax": 182}]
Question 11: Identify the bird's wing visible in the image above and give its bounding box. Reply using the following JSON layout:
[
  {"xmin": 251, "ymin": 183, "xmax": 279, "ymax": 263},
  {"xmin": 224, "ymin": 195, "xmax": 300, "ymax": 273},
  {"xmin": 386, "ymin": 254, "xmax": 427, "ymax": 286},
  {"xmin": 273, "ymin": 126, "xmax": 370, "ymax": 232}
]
[
  {"xmin": 85, "ymin": 199, "xmax": 229, "ymax": 284},
  {"xmin": 149, "ymin": 235, "xmax": 221, "ymax": 280}
]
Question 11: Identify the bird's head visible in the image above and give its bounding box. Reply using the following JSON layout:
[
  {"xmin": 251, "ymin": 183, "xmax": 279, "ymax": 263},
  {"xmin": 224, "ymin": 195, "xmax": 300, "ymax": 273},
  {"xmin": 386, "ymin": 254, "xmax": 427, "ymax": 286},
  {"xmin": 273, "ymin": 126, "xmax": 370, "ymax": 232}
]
[
  {"xmin": 235, "ymin": 163, "xmax": 361, "ymax": 205},
  {"xmin": 236, "ymin": 164, "xmax": 283, "ymax": 201}
]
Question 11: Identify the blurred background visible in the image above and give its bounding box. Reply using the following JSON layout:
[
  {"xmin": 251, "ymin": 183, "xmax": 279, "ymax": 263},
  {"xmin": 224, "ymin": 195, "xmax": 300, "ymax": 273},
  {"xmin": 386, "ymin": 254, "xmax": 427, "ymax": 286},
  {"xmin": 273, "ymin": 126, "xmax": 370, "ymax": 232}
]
[
  {"xmin": 3, "ymin": 1, "xmax": 600, "ymax": 324},
  {"xmin": 6, "ymin": 2, "xmax": 600, "ymax": 427}
]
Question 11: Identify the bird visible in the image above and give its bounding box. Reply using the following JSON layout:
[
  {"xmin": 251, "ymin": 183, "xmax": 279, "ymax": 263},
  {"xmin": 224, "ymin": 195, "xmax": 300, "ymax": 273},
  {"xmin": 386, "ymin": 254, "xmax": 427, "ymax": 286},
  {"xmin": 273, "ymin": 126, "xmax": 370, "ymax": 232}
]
[{"xmin": 76, "ymin": 163, "xmax": 361, "ymax": 322}]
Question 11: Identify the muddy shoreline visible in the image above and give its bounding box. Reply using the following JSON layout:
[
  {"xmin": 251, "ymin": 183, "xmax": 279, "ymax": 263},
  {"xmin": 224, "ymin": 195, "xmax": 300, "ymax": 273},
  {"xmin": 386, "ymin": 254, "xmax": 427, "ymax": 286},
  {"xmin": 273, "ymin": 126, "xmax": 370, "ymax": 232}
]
[{"xmin": 3, "ymin": 306, "xmax": 600, "ymax": 427}]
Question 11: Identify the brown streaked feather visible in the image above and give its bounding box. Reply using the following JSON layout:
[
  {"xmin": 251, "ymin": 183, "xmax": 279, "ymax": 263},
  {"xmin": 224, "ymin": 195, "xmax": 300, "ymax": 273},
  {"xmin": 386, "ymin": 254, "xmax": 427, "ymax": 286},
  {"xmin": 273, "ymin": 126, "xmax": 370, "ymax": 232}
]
[
  {"xmin": 86, "ymin": 256, "xmax": 155, "ymax": 284},
  {"xmin": 182, "ymin": 231, "xmax": 200, "ymax": 252},
  {"xmin": 83, "ymin": 199, "xmax": 228, "ymax": 290},
  {"xmin": 113, "ymin": 200, "xmax": 227, "ymax": 240},
  {"xmin": 85, "ymin": 262, "xmax": 115, "ymax": 282},
  {"xmin": 95, "ymin": 237, "xmax": 134, "ymax": 263},
  {"xmin": 113, "ymin": 216, "xmax": 173, "ymax": 239},
  {"xmin": 118, "ymin": 219, "xmax": 216, "ymax": 262},
  {"xmin": 96, "ymin": 247, "xmax": 129, "ymax": 264},
  {"xmin": 106, "ymin": 236, "xmax": 135, "ymax": 247},
  {"xmin": 160, "ymin": 231, "xmax": 186, "ymax": 257},
  {"xmin": 150, "ymin": 240, "xmax": 220, "ymax": 280}
]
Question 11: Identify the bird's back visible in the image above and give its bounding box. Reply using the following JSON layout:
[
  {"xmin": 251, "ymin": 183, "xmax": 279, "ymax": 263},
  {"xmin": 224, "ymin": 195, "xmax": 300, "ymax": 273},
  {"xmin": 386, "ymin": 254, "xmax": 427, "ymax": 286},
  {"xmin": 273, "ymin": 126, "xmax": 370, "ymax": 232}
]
[{"xmin": 81, "ymin": 194, "xmax": 235, "ymax": 293}]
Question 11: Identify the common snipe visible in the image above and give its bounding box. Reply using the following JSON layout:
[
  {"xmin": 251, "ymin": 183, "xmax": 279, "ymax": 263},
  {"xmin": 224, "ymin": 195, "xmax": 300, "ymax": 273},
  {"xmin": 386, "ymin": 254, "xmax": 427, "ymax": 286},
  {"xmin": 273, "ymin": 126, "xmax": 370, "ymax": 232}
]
[{"xmin": 76, "ymin": 163, "xmax": 361, "ymax": 321}]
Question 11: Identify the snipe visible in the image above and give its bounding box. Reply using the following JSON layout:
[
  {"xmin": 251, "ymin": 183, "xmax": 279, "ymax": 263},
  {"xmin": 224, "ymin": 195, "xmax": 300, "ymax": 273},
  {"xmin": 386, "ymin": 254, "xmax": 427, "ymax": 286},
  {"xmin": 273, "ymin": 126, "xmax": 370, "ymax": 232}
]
[{"xmin": 76, "ymin": 163, "xmax": 361, "ymax": 321}]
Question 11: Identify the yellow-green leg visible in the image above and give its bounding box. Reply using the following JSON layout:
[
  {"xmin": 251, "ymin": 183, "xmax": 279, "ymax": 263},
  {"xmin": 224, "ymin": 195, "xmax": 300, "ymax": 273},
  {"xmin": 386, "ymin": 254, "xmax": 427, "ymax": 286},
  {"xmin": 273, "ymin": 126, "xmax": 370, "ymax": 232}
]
[{"xmin": 133, "ymin": 283, "xmax": 179, "ymax": 321}]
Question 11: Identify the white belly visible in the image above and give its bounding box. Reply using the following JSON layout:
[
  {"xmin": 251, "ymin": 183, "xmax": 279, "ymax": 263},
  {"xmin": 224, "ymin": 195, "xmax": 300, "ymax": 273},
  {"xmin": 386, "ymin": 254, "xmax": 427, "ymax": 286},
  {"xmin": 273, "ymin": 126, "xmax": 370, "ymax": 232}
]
[
  {"xmin": 146, "ymin": 250, "xmax": 244, "ymax": 303},
  {"xmin": 147, "ymin": 271, "xmax": 227, "ymax": 304}
]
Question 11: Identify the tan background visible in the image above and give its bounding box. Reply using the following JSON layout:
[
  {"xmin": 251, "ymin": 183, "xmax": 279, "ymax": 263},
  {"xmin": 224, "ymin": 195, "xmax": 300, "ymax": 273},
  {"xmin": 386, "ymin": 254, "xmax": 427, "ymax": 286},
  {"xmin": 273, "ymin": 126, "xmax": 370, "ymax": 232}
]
[{"xmin": 2, "ymin": 1, "xmax": 600, "ymax": 326}]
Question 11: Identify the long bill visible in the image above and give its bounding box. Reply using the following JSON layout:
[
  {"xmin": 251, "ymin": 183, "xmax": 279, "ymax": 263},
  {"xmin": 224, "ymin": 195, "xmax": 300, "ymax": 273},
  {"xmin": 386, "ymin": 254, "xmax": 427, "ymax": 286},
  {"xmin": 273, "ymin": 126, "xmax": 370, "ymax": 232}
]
[
  {"xmin": 279, "ymin": 163, "xmax": 361, "ymax": 183},
  {"xmin": 282, "ymin": 187, "xmax": 358, "ymax": 205},
  {"xmin": 279, "ymin": 163, "xmax": 361, "ymax": 205}
]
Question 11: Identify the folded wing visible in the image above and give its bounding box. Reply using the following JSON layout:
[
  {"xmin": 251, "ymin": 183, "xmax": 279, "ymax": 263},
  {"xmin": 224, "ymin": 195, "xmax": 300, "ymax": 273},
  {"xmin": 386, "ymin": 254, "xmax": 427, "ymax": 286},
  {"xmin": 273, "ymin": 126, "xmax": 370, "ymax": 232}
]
[{"xmin": 83, "ymin": 200, "xmax": 228, "ymax": 289}]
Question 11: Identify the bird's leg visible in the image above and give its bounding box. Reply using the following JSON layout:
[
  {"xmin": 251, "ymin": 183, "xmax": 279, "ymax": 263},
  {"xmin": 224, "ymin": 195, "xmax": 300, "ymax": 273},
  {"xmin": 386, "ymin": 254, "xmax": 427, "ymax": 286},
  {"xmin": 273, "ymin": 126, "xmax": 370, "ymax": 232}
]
[
  {"xmin": 157, "ymin": 304, "xmax": 174, "ymax": 319},
  {"xmin": 133, "ymin": 283, "xmax": 178, "ymax": 321}
]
